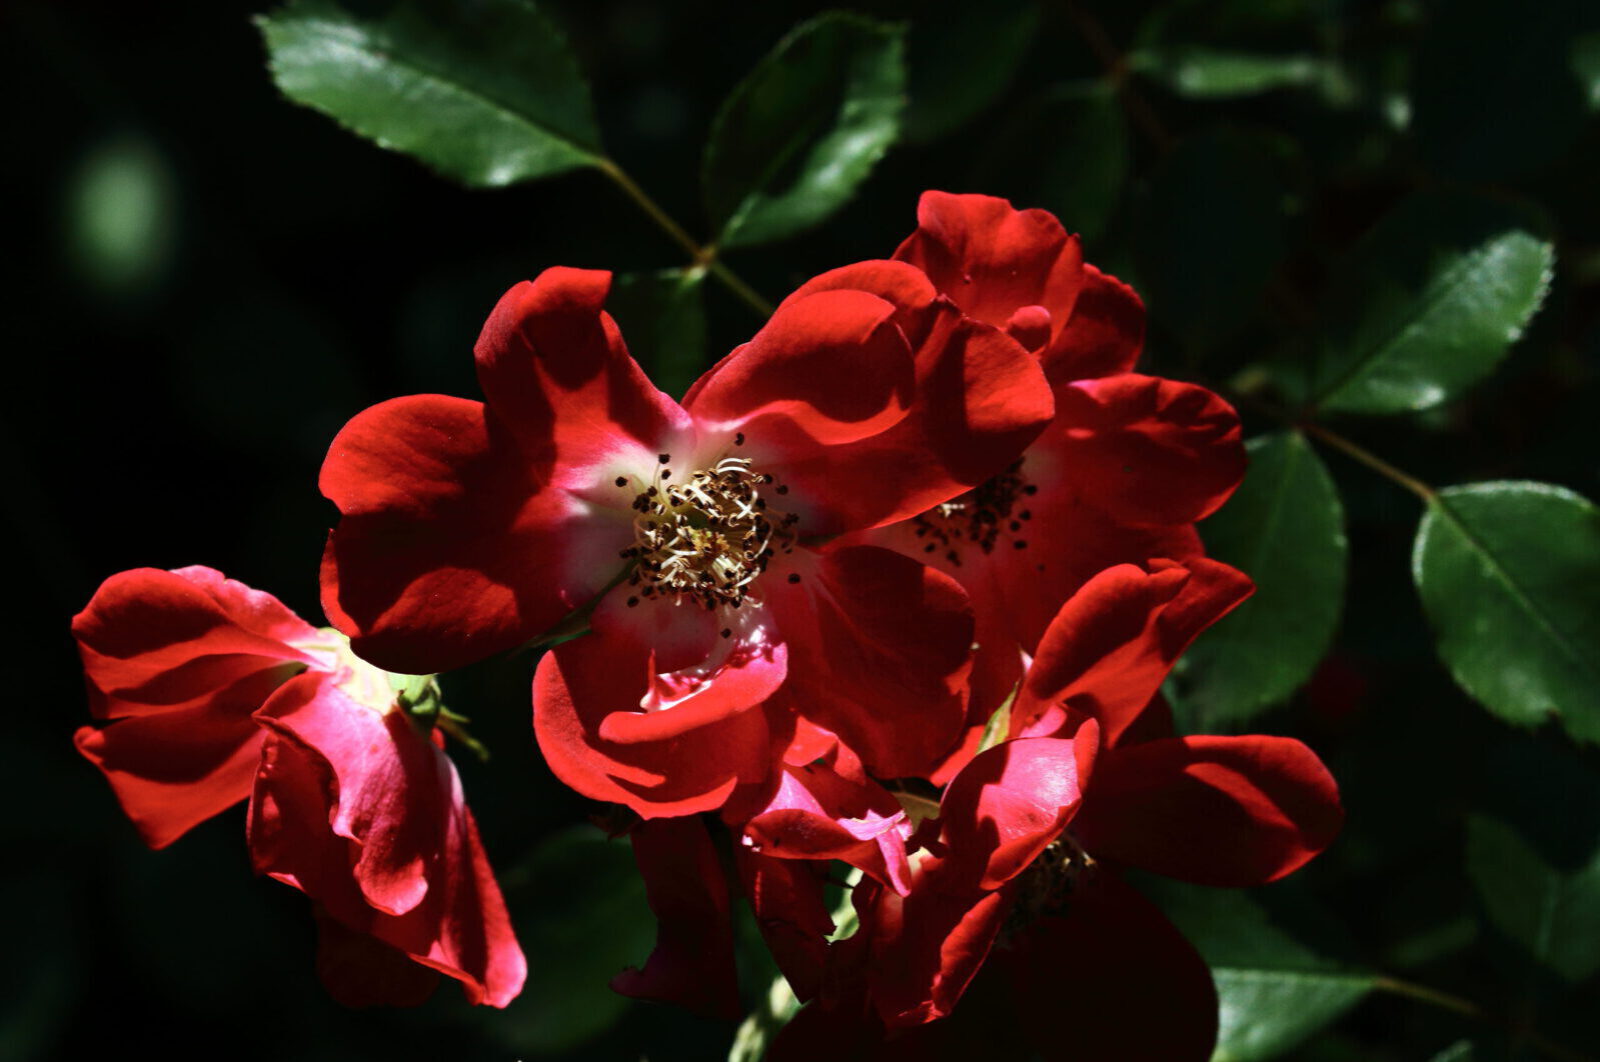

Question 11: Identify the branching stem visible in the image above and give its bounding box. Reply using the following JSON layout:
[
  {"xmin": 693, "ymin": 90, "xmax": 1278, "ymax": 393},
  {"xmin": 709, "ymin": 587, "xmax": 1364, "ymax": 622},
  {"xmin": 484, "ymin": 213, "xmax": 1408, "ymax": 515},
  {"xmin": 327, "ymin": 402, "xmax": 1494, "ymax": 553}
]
[
  {"xmin": 1374, "ymin": 976, "xmax": 1597, "ymax": 1062},
  {"xmin": 596, "ymin": 159, "xmax": 776, "ymax": 318}
]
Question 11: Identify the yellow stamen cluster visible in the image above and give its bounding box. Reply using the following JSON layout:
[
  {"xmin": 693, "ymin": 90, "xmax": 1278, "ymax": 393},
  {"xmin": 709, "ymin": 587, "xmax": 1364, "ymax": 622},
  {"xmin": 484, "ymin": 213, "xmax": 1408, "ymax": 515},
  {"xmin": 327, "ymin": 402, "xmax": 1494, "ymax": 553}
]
[{"xmin": 620, "ymin": 455, "xmax": 798, "ymax": 611}]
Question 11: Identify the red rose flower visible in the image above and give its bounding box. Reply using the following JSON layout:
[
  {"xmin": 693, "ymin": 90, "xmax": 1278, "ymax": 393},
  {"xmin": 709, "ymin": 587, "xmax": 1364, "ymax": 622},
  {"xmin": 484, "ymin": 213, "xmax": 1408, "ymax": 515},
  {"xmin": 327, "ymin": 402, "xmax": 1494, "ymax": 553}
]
[
  {"xmin": 319, "ymin": 265, "xmax": 1054, "ymax": 810},
  {"xmin": 72, "ymin": 566, "xmax": 525, "ymax": 1008},
  {"xmin": 855, "ymin": 192, "xmax": 1248, "ymax": 779},
  {"xmin": 763, "ymin": 559, "xmax": 1342, "ymax": 1059}
]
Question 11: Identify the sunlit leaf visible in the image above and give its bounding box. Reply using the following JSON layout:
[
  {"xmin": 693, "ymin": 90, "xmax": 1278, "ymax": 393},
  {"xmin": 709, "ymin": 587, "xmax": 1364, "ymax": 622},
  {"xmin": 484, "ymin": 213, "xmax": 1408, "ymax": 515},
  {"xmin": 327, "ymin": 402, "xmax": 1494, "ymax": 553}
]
[
  {"xmin": 1412, "ymin": 482, "xmax": 1600, "ymax": 745},
  {"xmin": 1309, "ymin": 193, "xmax": 1553, "ymax": 415},
  {"xmin": 1466, "ymin": 816, "xmax": 1600, "ymax": 982},
  {"xmin": 259, "ymin": 0, "xmax": 602, "ymax": 187},
  {"xmin": 1182, "ymin": 432, "xmax": 1346, "ymax": 724},
  {"xmin": 704, "ymin": 13, "xmax": 906, "ymax": 249}
]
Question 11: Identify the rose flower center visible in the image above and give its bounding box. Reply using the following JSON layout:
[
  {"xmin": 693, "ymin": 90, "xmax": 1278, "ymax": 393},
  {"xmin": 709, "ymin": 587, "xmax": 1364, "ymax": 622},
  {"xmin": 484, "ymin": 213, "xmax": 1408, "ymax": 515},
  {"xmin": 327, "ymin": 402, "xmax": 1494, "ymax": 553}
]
[
  {"xmin": 911, "ymin": 457, "xmax": 1039, "ymax": 566},
  {"xmin": 622, "ymin": 455, "xmax": 798, "ymax": 611}
]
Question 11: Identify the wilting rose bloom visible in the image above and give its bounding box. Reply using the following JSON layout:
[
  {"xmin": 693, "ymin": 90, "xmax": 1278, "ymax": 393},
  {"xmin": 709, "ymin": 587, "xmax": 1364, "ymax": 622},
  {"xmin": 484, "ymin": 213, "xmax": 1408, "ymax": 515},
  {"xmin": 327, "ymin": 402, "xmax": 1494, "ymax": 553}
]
[
  {"xmin": 855, "ymin": 192, "xmax": 1248, "ymax": 779},
  {"xmin": 72, "ymin": 565, "xmax": 525, "ymax": 1008},
  {"xmin": 320, "ymin": 264, "xmax": 1055, "ymax": 814},
  {"xmin": 761, "ymin": 559, "xmax": 1343, "ymax": 1060}
]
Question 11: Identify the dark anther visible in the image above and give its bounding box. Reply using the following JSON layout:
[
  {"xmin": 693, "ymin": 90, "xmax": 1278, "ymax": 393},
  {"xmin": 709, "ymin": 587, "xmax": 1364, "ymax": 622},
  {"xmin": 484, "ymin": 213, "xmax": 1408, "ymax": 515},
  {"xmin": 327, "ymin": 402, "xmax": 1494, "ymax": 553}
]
[
  {"xmin": 787, "ymin": 573, "xmax": 801, "ymax": 584},
  {"xmin": 658, "ymin": 453, "xmax": 670, "ymax": 464},
  {"xmin": 924, "ymin": 543, "xmax": 936, "ymax": 553},
  {"xmin": 734, "ymin": 432, "xmax": 745, "ymax": 446},
  {"xmin": 776, "ymin": 484, "xmax": 789, "ymax": 495},
  {"xmin": 1020, "ymin": 510, "xmax": 1032, "ymax": 520},
  {"xmin": 661, "ymin": 469, "xmax": 672, "ymax": 479},
  {"xmin": 627, "ymin": 596, "xmax": 640, "ymax": 607},
  {"xmin": 1023, "ymin": 484, "xmax": 1038, "ymax": 495},
  {"xmin": 615, "ymin": 476, "xmax": 628, "ymax": 487},
  {"xmin": 1009, "ymin": 520, "xmax": 1022, "ymax": 532},
  {"xmin": 721, "ymin": 628, "xmax": 732, "ymax": 638},
  {"xmin": 1014, "ymin": 540, "xmax": 1028, "ymax": 549}
]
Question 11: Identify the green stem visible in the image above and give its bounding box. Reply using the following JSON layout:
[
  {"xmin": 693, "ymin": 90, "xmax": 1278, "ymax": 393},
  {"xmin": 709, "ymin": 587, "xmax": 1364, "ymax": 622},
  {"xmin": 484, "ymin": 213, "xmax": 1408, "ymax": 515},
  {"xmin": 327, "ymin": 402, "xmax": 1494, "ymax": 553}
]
[
  {"xmin": 1299, "ymin": 420, "xmax": 1436, "ymax": 503},
  {"xmin": 1374, "ymin": 977, "xmax": 1597, "ymax": 1062},
  {"xmin": 596, "ymin": 159, "xmax": 775, "ymax": 318}
]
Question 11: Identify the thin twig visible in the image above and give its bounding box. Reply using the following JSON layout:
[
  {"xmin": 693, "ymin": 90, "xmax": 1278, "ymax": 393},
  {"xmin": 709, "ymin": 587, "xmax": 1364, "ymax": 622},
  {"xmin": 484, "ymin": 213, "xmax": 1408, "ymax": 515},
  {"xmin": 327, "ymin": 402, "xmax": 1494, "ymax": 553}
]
[
  {"xmin": 596, "ymin": 159, "xmax": 776, "ymax": 318},
  {"xmin": 1374, "ymin": 976, "xmax": 1598, "ymax": 1062},
  {"xmin": 1300, "ymin": 420, "xmax": 1436, "ymax": 502}
]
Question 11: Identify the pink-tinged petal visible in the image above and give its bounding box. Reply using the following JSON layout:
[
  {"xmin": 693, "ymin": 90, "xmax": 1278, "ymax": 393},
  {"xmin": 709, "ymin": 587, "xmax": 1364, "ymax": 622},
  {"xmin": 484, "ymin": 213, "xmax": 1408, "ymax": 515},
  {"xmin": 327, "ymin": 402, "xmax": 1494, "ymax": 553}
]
[
  {"xmin": 474, "ymin": 268, "xmax": 691, "ymax": 479},
  {"xmin": 1043, "ymin": 262, "xmax": 1145, "ymax": 384},
  {"xmin": 254, "ymin": 675, "xmax": 434, "ymax": 916},
  {"xmin": 1011, "ymin": 560, "xmax": 1253, "ymax": 746},
  {"xmin": 73, "ymin": 566, "xmax": 316, "ymax": 711},
  {"xmin": 533, "ymin": 632, "xmax": 773, "ymax": 818},
  {"xmin": 752, "ymin": 303, "xmax": 1053, "ymax": 536},
  {"xmin": 612, "ymin": 816, "xmax": 741, "ymax": 1020},
  {"xmin": 736, "ymin": 850, "xmax": 835, "ymax": 1003},
  {"xmin": 743, "ymin": 760, "xmax": 912, "ymax": 894},
  {"xmin": 893, "ymin": 191, "xmax": 1086, "ymax": 343},
  {"xmin": 320, "ymin": 394, "xmax": 611, "ymax": 673},
  {"xmin": 937, "ymin": 729, "xmax": 1097, "ymax": 891},
  {"xmin": 1075, "ymin": 735, "xmax": 1343, "ymax": 886},
  {"xmin": 1010, "ymin": 874, "xmax": 1217, "ymax": 1062},
  {"xmin": 1053, "ymin": 374, "xmax": 1246, "ymax": 527},
  {"xmin": 249, "ymin": 681, "xmax": 526, "ymax": 1008},
  {"xmin": 767, "ymin": 546, "xmax": 974, "ymax": 779},
  {"xmin": 312, "ymin": 908, "xmax": 442, "ymax": 1008},
  {"xmin": 688, "ymin": 289, "xmax": 916, "ymax": 445}
]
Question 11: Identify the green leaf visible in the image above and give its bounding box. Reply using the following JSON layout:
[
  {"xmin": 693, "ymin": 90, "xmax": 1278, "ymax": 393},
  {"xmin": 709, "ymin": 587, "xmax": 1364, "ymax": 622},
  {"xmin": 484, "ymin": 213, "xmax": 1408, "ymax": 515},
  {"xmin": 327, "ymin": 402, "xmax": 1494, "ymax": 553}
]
[
  {"xmin": 1143, "ymin": 880, "xmax": 1375, "ymax": 1062},
  {"xmin": 1574, "ymin": 33, "xmax": 1600, "ymax": 110},
  {"xmin": 258, "ymin": 0, "xmax": 602, "ymax": 187},
  {"xmin": 1182, "ymin": 432, "xmax": 1346, "ymax": 724},
  {"xmin": 1131, "ymin": 46, "xmax": 1334, "ymax": 99},
  {"xmin": 1429, "ymin": 1042, "xmax": 1476, "ymax": 1062},
  {"xmin": 492, "ymin": 826, "xmax": 654, "ymax": 1054},
  {"xmin": 605, "ymin": 268, "xmax": 709, "ymax": 401},
  {"xmin": 1134, "ymin": 128, "xmax": 1293, "ymax": 354},
  {"xmin": 973, "ymin": 82, "xmax": 1129, "ymax": 243},
  {"xmin": 904, "ymin": 3, "xmax": 1038, "ymax": 142},
  {"xmin": 1309, "ymin": 193, "xmax": 1554, "ymax": 415},
  {"xmin": 704, "ymin": 13, "xmax": 906, "ymax": 249},
  {"xmin": 1466, "ymin": 816, "xmax": 1600, "ymax": 982},
  {"xmin": 1412, "ymin": 482, "xmax": 1600, "ymax": 745}
]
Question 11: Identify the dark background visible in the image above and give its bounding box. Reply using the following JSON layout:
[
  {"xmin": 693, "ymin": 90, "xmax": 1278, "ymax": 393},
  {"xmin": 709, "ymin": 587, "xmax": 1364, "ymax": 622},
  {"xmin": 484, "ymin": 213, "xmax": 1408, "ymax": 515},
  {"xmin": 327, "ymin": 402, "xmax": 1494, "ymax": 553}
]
[{"xmin": 9, "ymin": 1, "xmax": 1600, "ymax": 1059}]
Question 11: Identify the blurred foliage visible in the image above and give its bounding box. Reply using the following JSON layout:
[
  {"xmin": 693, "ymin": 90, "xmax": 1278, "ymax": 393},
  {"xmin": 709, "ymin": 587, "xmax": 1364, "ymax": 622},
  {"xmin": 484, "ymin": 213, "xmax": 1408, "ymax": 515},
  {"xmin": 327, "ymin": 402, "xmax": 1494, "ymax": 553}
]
[{"xmin": 16, "ymin": 0, "xmax": 1600, "ymax": 1059}]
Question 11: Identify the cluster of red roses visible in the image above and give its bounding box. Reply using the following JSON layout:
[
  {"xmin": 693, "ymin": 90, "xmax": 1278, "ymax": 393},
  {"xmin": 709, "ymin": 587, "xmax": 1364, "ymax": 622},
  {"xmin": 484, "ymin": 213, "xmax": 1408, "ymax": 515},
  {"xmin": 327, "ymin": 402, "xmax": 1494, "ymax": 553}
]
[{"xmin": 74, "ymin": 192, "xmax": 1341, "ymax": 1055}]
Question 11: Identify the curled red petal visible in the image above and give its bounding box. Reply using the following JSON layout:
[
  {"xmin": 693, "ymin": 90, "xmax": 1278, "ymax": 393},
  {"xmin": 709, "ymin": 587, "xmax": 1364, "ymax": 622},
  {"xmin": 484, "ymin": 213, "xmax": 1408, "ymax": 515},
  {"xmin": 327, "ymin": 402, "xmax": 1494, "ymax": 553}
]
[
  {"xmin": 687, "ymin": 288, "xmax": 916, "ymax": 444},
  {"xmin": 612, "ymin": 816, "xmax": 741, "ymax": 1020},
  {"xmin": 937, "ymin": 729, "xmax": 1097, "ymax": 891},
  {"xmin": 1012, "ymin": 559, "xmax": 1252, "ymax": 746},
  {"xmin": 73, "ymin": 565, "xmax": 316, "ymax": 712},
  {"xmin": 736, "ymin": 849, "xmax": 835, "ymax": 1003},
  {"xmin": 1044, "ymin": 262, "xmax": 1145, "ymax": 384},
  {"xmin": 474, "ymin": 267, "xmax": 691, "ymax": 480},
  {"xmin": 71, "ymin": 566, "xmax": 316, "ymax": 847},
  {"xmin": 752, "ymin": 302, "xmax": 1053, "ymax": 536},
  {"xmin": 743, "ymin": 760, "xmax": 912, "ymax": 894},
  {"xmin": 1075, "ymin": 735, "xmax": 1344, "ymax": 886},
  {"xmin": 1054, "ymin": 374, "xmax": 1246, "ymax": 527},
  {"xmin": 893, "ymin": 191, "xmax": 1086, "ymax": 345},
  {"xmin": 248, "ymin": 675, "xmax": 526, "ymax": 1007},
  {"xmin": 533, "ymin": 632, "xmax": 773, "ymax": 818},
  {"xmin": 320, "ymin": 394, "xmax": 607, "ymax": 673},
  {"xmin": 768, "ymin": 545, "xmax": 974, "ymax": 779}
]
